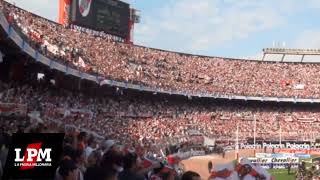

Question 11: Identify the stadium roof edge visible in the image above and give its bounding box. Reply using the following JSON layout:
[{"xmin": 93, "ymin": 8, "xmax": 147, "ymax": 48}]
[{"xmin": 263, "ymin": 48, "xmax": 320, "ymax": 55}]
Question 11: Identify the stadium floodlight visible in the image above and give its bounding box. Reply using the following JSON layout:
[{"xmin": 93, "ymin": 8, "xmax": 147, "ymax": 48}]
[{"xmin": 131, "ymin": 9, "xmax": 141, "ymax": 23}]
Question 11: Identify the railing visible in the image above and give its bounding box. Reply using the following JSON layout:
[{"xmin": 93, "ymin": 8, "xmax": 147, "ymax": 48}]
[{"xmin": 1, "ymin": 11, "xmax": 320, "ymax": 103}]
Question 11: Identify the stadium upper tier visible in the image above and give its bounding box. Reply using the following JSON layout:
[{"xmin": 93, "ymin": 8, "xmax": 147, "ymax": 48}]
[{"xmin": 1, "ymin": 2, "xmax": 320, "ymax": 101}]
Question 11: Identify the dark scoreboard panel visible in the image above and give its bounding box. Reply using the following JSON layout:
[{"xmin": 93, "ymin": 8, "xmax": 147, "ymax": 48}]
[{"xmin": 71, "ymin": 0, "xmax": 130, "ymax": 38}]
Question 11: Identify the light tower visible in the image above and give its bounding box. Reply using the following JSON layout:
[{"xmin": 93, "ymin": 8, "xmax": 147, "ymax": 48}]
[
  {"xmin": 58, "ymin": 0, "xmax": 71, "ymax": 25},
  {"xmin": 126, "ymin": 8, "xmax": 141, "ymax": 44}
]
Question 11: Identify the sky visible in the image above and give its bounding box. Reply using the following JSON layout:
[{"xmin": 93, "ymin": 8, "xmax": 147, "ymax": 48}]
[{"xmin": 5, "ymin": 0, "xmax": 320, "ymax": 61}]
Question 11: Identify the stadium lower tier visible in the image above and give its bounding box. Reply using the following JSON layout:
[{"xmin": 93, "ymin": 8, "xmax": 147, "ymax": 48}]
[
  {"xmin": 1, "ymin": 76, "xmax": 320, "ymax": 152},
  {"xmin": 1, "ymin": 1, "xmax": 320, "ymax": 99}
]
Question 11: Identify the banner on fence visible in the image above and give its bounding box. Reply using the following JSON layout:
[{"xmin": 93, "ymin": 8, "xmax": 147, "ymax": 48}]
[
  {"xmin": 242, "ymin": 157, "xmax": 299, "ymax": 169},
  {"xmin": 240, "ymin": 142, "xmax": 311, "ymax": 150}
]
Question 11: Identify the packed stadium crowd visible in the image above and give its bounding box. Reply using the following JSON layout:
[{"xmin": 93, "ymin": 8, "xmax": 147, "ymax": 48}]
[
  {"xmin": 2, "ymin": 1, "xmax": 320, "ymax": 179},
  {"xmin": 0, "ymin": 79, "xmax": 292, "ymax": 180},
  {"xmin": 0, "ymin": 79, "xmax": 319, "ymax": 150},
  {"xmin": 0, "ymin": 115, "xmax": 275, "ymax": 180},
  {"xmin": 0, "ymin": 117, "xmax": 183, "ymax": 180},
  {"xmin": 2, "ymin": 1, "xmax": 320, "ymax": 99}
]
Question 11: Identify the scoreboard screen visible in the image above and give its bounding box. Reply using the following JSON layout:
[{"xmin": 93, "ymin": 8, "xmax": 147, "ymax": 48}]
[{"xmin": 71, "ymin": 0, "xmax": 130, "ymax": 38}]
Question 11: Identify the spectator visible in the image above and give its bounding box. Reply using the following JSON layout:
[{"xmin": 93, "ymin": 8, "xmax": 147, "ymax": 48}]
[
  {"xmin": 100, "ymin": 150, "xmax": 124, "ymax": 173},
  {"xmin": 181, "ymin": 171, "xmax": 201, "ymax": 180},
  {"xmin": 86, "ymin": 150, "xmax": 102, "ymax": 168},
  {"xmin": 102, "ymin": 140, "xmax": 120, "ymax": 154},
  {"xmin": 84, "ymin": 167, "xmax": 118, "ymax": 180},
  {"xmin": 84, "ymin": 136, "xmax": 96, "ymax": 159},
  {"xmin": 118, "ymin": 152, "xmax": 145, "ymax": 180},
  {"xmin": 55, "ymin": 159, "xmax": 78, "ymax": 180},
  {"xmin": 77, "ymin": 132, "xmax": 87, "ymax": 151}
]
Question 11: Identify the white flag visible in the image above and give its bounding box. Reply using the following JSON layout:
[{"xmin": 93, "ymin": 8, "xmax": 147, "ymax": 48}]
[
  {"xmin": 294, "ymin": 84, "xmax": 305, "ymax": 90},
  {"xmin": 78, "ymin": 56, "xmax": 86, "ymax": 68}
]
